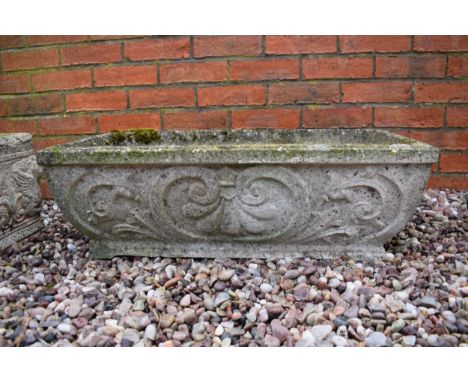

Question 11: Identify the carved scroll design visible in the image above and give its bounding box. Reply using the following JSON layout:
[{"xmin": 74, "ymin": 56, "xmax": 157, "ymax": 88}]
[
  {"xmin": 68, "ymin": 173, "xmax": 164, "ymax": 240},
  {"xmin": 66, "ymin": 166, "xmax": 403, "ymax": 245},
  {"xmin": 150, "ymin": 166, "xmax": 309, "ymax": 242},
  {"xmin": 290, "ymin": 171, "xmax": 404, "ymax": 244},
  {"xmin": 0, "ymin": 156, "xmax": 42, "ymax": 232}
]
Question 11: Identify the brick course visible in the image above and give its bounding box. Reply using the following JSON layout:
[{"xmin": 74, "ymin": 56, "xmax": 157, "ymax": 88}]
[{"xmin": 1, "ymin": 35, "xmax": 467, "ymax": 190}]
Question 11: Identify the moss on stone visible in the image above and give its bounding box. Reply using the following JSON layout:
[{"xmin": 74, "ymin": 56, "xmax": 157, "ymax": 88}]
[{"xmin": 109, "ymin": 129, "xmax": 162, "ymax": 146}]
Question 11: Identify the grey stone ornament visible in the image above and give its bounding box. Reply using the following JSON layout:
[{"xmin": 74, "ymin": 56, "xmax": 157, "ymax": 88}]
[
  {"xmin": 37, "ymin": 128, "xmax": 438, "ymax": 259},
  {"xmin": 0, "ymin": 133, "xmax": 43, "ymax": 252}
]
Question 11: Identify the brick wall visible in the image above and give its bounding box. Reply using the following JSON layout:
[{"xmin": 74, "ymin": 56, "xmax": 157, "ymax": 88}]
[{"xmin": 1, "ymin": 35, "xmax": 467, "ymax": 191}]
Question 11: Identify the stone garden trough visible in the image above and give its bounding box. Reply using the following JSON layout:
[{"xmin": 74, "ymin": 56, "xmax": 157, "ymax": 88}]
[{"xmin": 36, "ymin": 128, "xmax": 439, "ymax": 259}]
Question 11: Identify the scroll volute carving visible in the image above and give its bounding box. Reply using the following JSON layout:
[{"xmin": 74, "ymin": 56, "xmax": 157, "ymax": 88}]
[{"xmin": 66, "ymin": 165, "xmax": 403, "ymax": 246}]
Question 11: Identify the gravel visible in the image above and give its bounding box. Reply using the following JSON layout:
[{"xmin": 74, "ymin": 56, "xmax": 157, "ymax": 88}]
[{"xmin": 0, "ymin": 189, "xmax": 466, "ymax": 347}]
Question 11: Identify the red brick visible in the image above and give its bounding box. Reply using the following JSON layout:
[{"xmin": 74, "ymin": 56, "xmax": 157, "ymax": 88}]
[
  {"xmin": 303, "ymin": 107, "xmax": 372, "ymax": 128},
  {"xmin": 130, "ymin": 87, "xmax": 195, "ymax": 108},
  {"xmin": 39, "ymin": 178, "xmax": 52, "ymax": 199},
  {"xmin": 340, "ymin": 36, "xmax": 411, "ymax": 53},
  {"xmin": 447, "ymin": 107, "xmax": 468, "ymax": 127},
  {"xmin": 269, "ymin": 82, "xmax": 339, "ymax": 105},
  {"xmin": 376, "ymin": 56, "xmax": 446, "ymax": 78},
  {"xmin": 5, "ymin": 94, "xmax": 63, "ymax": 116},
  {"xmin": 164, "ymin": 110, "xmax": 228, "ymax": 130},
  {"xmin": 395, "ymin": 130, "xmax": 468, "ymax": 149},
  {"xmin": 230, "ymin": 59, "xmax": 299, "ymax": 81},
  {"xmin": 66, "ymin": 91, "xmax": 126, "ymax": 111},
  {"xmin": 38, "ymin": 115, "xmax": 95, "ymax": 135},
  {"xmin": 125, "ymin": 38, "xmax": 190, "ymax": 61},
  {"xmin": 0, "ymin": 100, "xmax": 5, "ymax": 116},
  {"xmin": 194, "ymin": 36, "xmax": 262, "ymax": 57},
  {"xmin": 414, "ymin": 36, "xmax": 468, "ymax": 52},
  {"xmin": 99, "ymin": 112, "xmax": 160, "ymax": 132},
  {"xmin": 89, "ymin": 35, "xmax": 137, "ymax": 41},
  {"xmin": 0, "ymin": 118, "xmax": 36, "ymax": 134},
  {"xmin": 1, "ymin": 48, "xmax": 59, "ymax": 71},
  {"xmin": 198, "ymin": 84, "xmax": 265, "ymax": 106},
  {"xmin": 427, "ymin": 176, "xmax": 468, "ymax": 189},
  {"xmin": 27, "ymin": 35, "xmax": 88, "ymax": 46},
  {"xmin": 440, "ymin": 153, "xmax": 468, "ymax": 172},
  {"xmin": 61, "ymin": 43, "xmax": 121, "ymax": 66},
  {"xmin": 0, "ymin": 36, "xmax": 25, "ymax": 49},
  {"xmin": 415, "ymin": 82, "xmax": 468, "ymax": 103},
  {"xmin": 342, "ymin": 81, "xmax": 411, "ymax": 103},
  {"xmin": 160, "ymin": 61, "xmax": 226, "ymax": 83},
  {"xmin": 303, "ymin": 57, "xmax": 372, "ymax": 79},
  {"xmin": 33, "ymin": 136, "xmax": 78, "ymax": 151},
  {"xmin": 0, "ymin": 73, "xmax": 30, "ymax": 94},
  {"xmin": 375, "ymin": 107, "xmax": 444, "ymax": 128},
  {"xmin": 448, "ymin": 56, "xmax": 468, "ymax": 77},
  {"xmin": 94, "ymin": 65, "xmax": 156, "ymax": 87},
  {"xmin": 32, "ymin": 69, "xmax": 91, "ymax": 91},
  {"xmin": 266, "ymin": 36, "xmax": 336, "ymax": 54},
  {"xmin": 232, "ymin": 109, "xmax": 299, "ymax": 129}
]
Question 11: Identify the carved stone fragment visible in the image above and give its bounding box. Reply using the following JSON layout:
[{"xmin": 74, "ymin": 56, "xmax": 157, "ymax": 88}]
[
  {"xmin": 0, "ymin": 133, "xmax": 43, "ymax": 251},
  {"xmin": 36, "ymin": 129, "xmax": 439, "ymax": 259}
]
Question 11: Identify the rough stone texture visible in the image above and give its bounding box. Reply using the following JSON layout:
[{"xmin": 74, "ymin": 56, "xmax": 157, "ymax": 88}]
[
  {"xmin": 0, "ymin": 133, "xmax": 43, "ymax": 251},
  {"xmin": 36, "ymin": 129, "xmax": 438, "ymax": 259}
]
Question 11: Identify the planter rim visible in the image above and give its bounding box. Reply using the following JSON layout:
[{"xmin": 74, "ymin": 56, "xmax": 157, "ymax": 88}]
[{"xmin": 36, "ymin": 128, "xmax": 438, "ymax": 166}]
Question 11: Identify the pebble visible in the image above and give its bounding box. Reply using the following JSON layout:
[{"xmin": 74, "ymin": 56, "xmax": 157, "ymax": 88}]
[
  {"xmin": 68, "ymin": 298, "xmax": 82, "ymax": 318},
  {"xmin": 160, "ymin": 314, "xmax": 175, "ymax": 329},
  {"xmin": 179, "ymin": 294, "xmax": 191, "ymax": 307},
  {"xmin": 133, "ymin": 298, "xmax": 146, "ymax": 311},
  {"xmin": 0, "ymin": 191, "xmax": 465, "ymax": 347},
  {"xmin": 420, "ymin": 296, "xmax": 440, "ymax": 309},
  {"xmin": 392, "ymin": 279, "xmax": 402, "ymax": 291},
  {"xmin": 293, "ymin": 283, "xmax": 310, "ymax": 301},
  {"xmin": 311, "ymin": 324, "xmax": 333, "ymax": 341},
  {"xmin": 215, "ymin": 325, "xmax": 224, "ymax": 336},
  {"xmin": 218, "ymin": 269, "xmax": 235, "ymax": 281},
  {"xmin": 57, "ymin": 323, "xmax": 73, "ymax": 333},
  {"xmin": 264, "ymin": 334, "xmax": 281, "ymax": 347},
  {"xmin": 284, "ymin": 270, "xmax": 300, "ymax": 279},
  {"xmin": 442, "ymin": 311, "xmax": 456, "ymax": 323},
  {"xmin": 0, "ymin": 287, "xmax": 14, "ymax": 298},
  {"xmin": 344, "ymin": 305, "xmax": 359, "ymax": 319},
  {"xmin": 272, "ymin": 322, "xmax": 289, "ymax": 343},
  {"xmin": 258, "ymin": 309, "xmax": 269, "ymax": 322},
  {"xmin": 332, "ymin": 335, "xmax": 348, "ymax": 347},
  {"xmin": 402, "ymin": 335, "xmax": 416, "ymax": 346},
  {"xmin": 173, "ymin": 331, "xmax": 187, "ymax": 341},
  {"xmin": 260, "ymin": 283, "xmax": 273, "ymax": 294},
  {"xmin": 181, "ymin": 310, "xmax": 197, "ymax": 325},
  {"xmin": 34, "ymin": 273, "xmax": 46, "ymax": 285},
  {"xmin": 214, "ymin": 292, "xmax": 229, "ymax": 307},
  {"xmin": 144, "ymin": 324, "xmax": 157, "ymax": 341},
  {"xmin": 365, "ymin": 332, "xmax": 388, "ymax": 347},
  {"xmin": 391, "ymin": 319, "xmax": 406, "ymax": 333},
  {"xmin": 192, "ymin": 322, "xmax": 206, "ymax": 340}
]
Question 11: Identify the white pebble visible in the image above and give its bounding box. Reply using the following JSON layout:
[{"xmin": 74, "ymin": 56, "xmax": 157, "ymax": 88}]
[{"xmin": 215, "ymin": 325, "xmax": 224, "ymax": 336}]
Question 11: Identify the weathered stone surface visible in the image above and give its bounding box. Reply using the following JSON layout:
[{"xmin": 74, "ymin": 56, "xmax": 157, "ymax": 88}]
[
  {"xmin": 36, "ymin": 128, "xmax": 438, "ymax": 259},
  {"xmin": 0, "ymin": 133, "xmax": 43, "ymax": 252}
]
